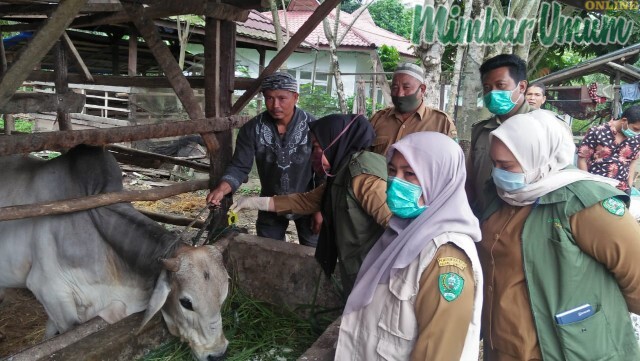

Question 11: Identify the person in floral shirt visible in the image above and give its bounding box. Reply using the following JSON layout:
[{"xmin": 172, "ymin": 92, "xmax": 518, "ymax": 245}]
[{"xmin": 577, "ymin": 105, "xmax": 640, "ymax": 194}]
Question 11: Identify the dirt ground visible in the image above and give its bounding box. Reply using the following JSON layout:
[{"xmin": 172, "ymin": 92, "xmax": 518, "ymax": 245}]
[{"xmin": 0, "ymin": 171, "xmax": 304, "ymax": 358}]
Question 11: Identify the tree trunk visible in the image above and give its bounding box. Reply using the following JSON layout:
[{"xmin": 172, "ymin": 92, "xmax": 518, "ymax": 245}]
[
  {"xmin": 446, "ymin": 0, "xmax": 474, "ymax": 116},
  {"xmin": 512, "ymin": 0, "xmax": 541, "ymax": 61},
  {"xmin": 322, "ymin": 2, "xmax": 348, "ymax": 112},
  {"xmin": 176, "ymin": 16, "xmax": 191, "ymax": 70},
  {"xmin": 415, "ymin": 0, "xmax": 452, "ymax": 110},
  {"xmin": 270, "ymin": 0, "xmax": 284, "ymax": 51},
  {"xmin": 456, "ymin": 0, "xmax": 488, "ymax": 150}
]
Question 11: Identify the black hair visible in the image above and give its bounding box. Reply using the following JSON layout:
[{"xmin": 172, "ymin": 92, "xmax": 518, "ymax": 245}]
[
  {"xmin": 479, "ymin": 54, "xmax": 527, "ymax": 83},
  {"xmin": 527, "ymin": 82, "xmax": 546, "ymax": 95},
  {"xmin": 622, "ymin": 105, "xmax": 640, "ymax": 124}
]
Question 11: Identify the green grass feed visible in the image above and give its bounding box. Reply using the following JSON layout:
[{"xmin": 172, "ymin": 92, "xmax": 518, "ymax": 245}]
[{"xmin": 139, "ymin": 284, "xmax": 337, "ymax": 361}]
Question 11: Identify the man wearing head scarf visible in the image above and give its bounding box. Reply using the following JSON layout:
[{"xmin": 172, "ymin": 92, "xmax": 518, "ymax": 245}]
[
  {"xmin": 478, "ymin": 110, "xmax": 640, "ymax": 360},
  {"xmin": 336, "ymin": 132, "xmax": 483, "ymax": 360},
  {"xmin": 229, "ymin": 114, "xmax": 390, "ymax": 293},
  {"xmin": 207, "ymin": 72, "xmax": 321, "ymax": 247},
  {"xmin": 369, "ymin": 62, "xmax": 457, "ymax": 156}
]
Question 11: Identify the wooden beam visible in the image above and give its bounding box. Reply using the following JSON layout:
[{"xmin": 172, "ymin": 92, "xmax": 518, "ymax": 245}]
[
  {"xmin": 26, "ymin": 71, "xmax": 255, "ymax": 90},
  {"xmin": 230, "ymin": 0, "xmax": 342, "ymax": 114},
  {"xmin": 607, "ymin": 61, "xmax": 640, "ymax": 80},
  {"xmin": 62, "ymin": 31, "xmax": 94, "ymax": 82},
  {"xmin": 124, "ymin": 2, "xmax": 220, "ymax": 153},
  {"xmin": 71, "ymin": 0, "xmax": 249, "ymax": 29},
  {"xmin": 55, "ymin": 40, "xmax": 73, "ymax": 130},
  {"xmin": 106, "ymin": 144, "xmax": 210, "ymax": 172},
  {"xmin": 0, "ymin": 92, "xmax": 85, "ymax": 113},
  {"xmin": 0, "ymin": 179, "xmax": 209, "ymax": 222},
  {"xmin": 0, "ymin": 0, "xmax": 87, "ymax": 111},
  {"xmin": 0, "ymin": 2, "xmax": 122, "ymax": 16},
  {"xmin": 0, "ymin": 115, "xmax": 250, "ymax": 156}
]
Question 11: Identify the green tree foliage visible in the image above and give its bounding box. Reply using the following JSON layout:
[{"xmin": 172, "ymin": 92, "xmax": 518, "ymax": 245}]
[
  {"xmin": 368, "ymin": 0, "xmax": 413, "ymax": 38},
  {"xmin": 378, "ymin": 45, "xmax": 400, "ymax": 74},
  {"xmin": 341, "ymin": 0, "xmax": 362, "ymax": 13},
  {"xmin": 297, "ymin": 84, "xmax": 341, "ymax": 117}
]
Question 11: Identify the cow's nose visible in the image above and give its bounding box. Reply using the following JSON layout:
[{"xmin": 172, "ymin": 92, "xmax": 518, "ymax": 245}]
[{"xmin": 206, "ymin": 354, "xmax": 225, "ymax": 361}]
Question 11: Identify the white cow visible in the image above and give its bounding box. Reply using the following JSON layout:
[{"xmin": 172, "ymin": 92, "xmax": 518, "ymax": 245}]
[{"xmin": 0, "ymin": 146, "xmax": 229, "ymax": 361}]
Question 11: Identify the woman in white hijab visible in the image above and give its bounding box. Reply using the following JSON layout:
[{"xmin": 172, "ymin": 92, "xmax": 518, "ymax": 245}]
[
  {"xmin": 335, "ymin": 132, "xmax": 483, "ymax": 361},
  {"xmin": 478, "ymin": 109, "xmax": 640, "ymax": 361}
]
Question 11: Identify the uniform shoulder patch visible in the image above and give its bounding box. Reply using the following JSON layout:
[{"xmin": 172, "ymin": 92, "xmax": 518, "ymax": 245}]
[
  {"xmin": 601, "ymin": 197, "xmax": 625, "ymax": 216},
  {"xmin": 437, "ymin": 257, "xmax": 467, "ymax": 270},
  {"xmin": 439, "ymin": 272, "xmax": 464, "ymax": 302}
]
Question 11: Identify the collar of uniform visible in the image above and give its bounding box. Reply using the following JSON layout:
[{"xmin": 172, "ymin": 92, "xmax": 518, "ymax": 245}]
[
  {"xmin": 485, "ymin": 101, "xmax": 532, "ymax": 129},
  {"xmin": 391, "ymin": 100, "xmax": 427, "ymax": 121}
]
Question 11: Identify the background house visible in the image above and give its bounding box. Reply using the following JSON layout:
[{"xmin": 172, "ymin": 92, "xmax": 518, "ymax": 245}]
[{"xmin": 236, "ymin": 0, "xmax": 417, "ymax": 105}]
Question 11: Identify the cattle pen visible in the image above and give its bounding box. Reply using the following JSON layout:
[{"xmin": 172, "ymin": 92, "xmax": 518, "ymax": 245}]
[{"xmin": 0, "ymin": 0, "xmax": 344, "ymax": 360}]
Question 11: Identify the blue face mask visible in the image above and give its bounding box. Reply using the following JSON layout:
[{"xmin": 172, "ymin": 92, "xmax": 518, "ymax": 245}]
[
  {"xmin": 622, "ymin": 123, "xmax": 639, "ymax": 138},
  {"xmin": 483, "ymin": 85, "xmax": 522, "ymax": 115},
  {"xmin": 492, "ymin": 167, "xmax": 526, "ymax": 192},
  {"xmin": 386, "ymin": 176, "xmax": 427, "ymax": 218}
]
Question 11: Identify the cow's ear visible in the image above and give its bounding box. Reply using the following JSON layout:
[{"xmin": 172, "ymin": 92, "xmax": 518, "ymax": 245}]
[
  {"xmin": 138, "ymin": 270, "xmax": 171, "ymax": 333},
  {"xmin": 161, "ymin": 257, "xmax": 180, "ymax": 272}
]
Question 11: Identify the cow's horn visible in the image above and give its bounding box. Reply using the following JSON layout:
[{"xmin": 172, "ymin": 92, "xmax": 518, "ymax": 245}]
[{"xmin": 160, "ymin": 257, "xmax": 180, "ymax": 272}]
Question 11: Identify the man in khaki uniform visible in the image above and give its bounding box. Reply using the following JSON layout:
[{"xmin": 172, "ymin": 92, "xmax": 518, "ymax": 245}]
[
  {"xmin": 369, "ymin": 62, "xmax": 456, "ymax": 156},
  {"xmin": 467, "ymin": 54, "xmax": 532, "ymax": 215}
]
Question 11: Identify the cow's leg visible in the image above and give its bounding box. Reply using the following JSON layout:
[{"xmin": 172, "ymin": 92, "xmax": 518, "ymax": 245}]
[
  {"xmin": 44, "ymin": 319, "xmax": 60, "ymax": 338},
  {"xmin": 0, "ymin": 288, "xmax": 4, "ymax": 304},
  {"xmin": 26, "ymin": 274, "xmax": 80, "ymax": 338}
]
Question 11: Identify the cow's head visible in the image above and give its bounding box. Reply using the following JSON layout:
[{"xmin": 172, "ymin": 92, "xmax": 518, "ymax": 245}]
[{"xmin": 140, "ymin": 244, "xmax": 229, "ymax": 361}]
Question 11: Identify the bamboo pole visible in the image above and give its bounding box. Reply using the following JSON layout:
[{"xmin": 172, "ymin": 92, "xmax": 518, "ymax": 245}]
[{"xmin": 0, "ymin": 179, "xmax": 209, "ymax": 222}]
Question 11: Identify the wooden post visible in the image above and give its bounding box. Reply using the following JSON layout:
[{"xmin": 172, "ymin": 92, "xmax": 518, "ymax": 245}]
[
  {"xmin": 613, "ymin": 70, "xmax": 621, "ymax": 118},
  {"xmin": 0, "ymin": 31, "xmax": 11, "ymax": 135},
  {"xmin": 256, "ymin": 48, "xmax": 266, "ymax": 113},
  {"xmin": 230, "ymin": 0, "xmax": 342, "ymax": 114},
  {"xmin": 110, "ymin": 31, "xmax": 122, "ymax": 76},
  {"xmin": 0, "ymin": 0, "xmax": 87, "ymax": 110},
  {"xmin": 54, "ymin": 39, "xmax": 72, "ymax": 130},
  {"xmin": 128, "ymin": 26, "xmax": 138, "ymax": 124},
  {"xmin": 205, "ymin": 16, "xmax": 235, "ymax": 228},
  {"xmin": 128, "ymin": 26, "xmax": 138, "ymax": 77}
]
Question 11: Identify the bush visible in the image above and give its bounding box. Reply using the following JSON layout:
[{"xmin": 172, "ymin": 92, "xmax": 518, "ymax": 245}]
[
  {"xmin": 0, "ymin": 117, "xmax": 33, "ymax": 133},
  {"xmin": 297, "ymin": 83, "xmax": 341, "ymax": 118}
]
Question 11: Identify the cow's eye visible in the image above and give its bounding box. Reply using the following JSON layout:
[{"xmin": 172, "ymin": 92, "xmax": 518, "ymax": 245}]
[{"xmin": 179, "ymin": 297, "xmax": 193, "ymax": 311}]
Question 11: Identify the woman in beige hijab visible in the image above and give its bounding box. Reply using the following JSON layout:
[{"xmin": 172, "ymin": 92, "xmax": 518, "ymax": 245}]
[{"xmin": 478, "ymin": 109, "xmax": 640, "ymax": 360}]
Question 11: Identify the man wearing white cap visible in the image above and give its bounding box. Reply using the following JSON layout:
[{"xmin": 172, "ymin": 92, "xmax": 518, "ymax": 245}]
[{"xmin": 369, "ymin": 62, "xmax": 457, "ymax": 156}]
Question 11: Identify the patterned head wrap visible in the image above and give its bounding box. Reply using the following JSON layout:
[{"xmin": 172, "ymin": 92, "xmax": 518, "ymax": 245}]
[{"xmin": 261, "ymin": 72, "xmax": 298, "ymax": 93}]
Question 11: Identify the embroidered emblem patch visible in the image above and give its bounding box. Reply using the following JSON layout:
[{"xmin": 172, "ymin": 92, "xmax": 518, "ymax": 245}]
[
  {"xmin": 601, "ymin": 197, "xmax": 625, "ymax": 216},
  {"xmin": 439, "ymin": 272, "xmax": 464, "ymax": 302},
  {"xmin": 437, "ymin": 257, "xmax": 467, "ymax": 270}
]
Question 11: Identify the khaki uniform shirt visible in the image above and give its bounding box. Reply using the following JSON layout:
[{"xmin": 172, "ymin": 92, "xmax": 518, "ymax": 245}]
[
  {"xmin": 369, "ymin": 102, "xmax": 456, "ymax": 156},
  {"xmin": 468, "ymin": 102, "xmax": 532, "ymax": 214},
  {"xmin": 478, "ymin": 202, "xmax": 640, "ymax": 361},
  {"xmin": 272, "ymin": 174, "xmax": 391, "ymax": 227}
]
